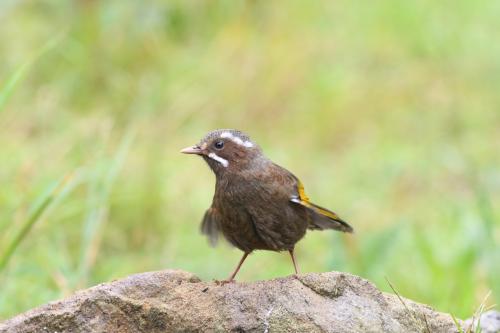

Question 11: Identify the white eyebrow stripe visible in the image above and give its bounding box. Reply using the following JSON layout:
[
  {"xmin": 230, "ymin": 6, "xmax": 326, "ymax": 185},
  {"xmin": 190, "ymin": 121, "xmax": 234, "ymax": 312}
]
[
  {"xmin": 220, "ymin": 131, "xmax": 254, "ymax": 148},
  {"xmin": 208, "ymin": 152, "xmax": 229, "ymax": 167}
]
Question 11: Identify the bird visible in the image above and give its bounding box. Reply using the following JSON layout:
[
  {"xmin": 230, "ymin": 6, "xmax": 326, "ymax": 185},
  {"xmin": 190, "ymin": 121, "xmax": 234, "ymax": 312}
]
[{"xmin": 181, "ymin": 129, "xmax": 353, "ymax": 282}]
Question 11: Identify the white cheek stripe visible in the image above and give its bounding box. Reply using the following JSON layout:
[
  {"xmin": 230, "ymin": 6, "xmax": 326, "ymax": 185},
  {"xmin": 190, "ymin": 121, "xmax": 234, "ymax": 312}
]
[
  {"xmin": 220, "ymin": 131, "xmax": 254, "ymax": 148},
  {"xmin": 208, "ymin": 152, "xmax": 229, "ymax": 167}
]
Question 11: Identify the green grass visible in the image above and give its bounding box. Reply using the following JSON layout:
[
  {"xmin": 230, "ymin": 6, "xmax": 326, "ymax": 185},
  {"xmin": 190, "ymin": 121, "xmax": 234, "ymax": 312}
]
[
  {"xmin": 452, "ymin": 291, "xmax": 495, "ymax": 333},
  {"xmin": 0, "ymin": 172, "xmax": 79, "ymax": 272},
  {"xmin": 0, "ymin": 30, "xmax": 65, "ymax": 113},
  {"xmin": 0, "ymin": 0, "xmax": 498, "ymax": 320}
]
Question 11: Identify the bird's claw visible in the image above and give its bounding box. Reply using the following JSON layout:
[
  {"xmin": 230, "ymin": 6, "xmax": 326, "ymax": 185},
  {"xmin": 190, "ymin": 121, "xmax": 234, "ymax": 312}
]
[{"xmin": 214, "ymin": 279, "xmax": 235, "ymax": 286}]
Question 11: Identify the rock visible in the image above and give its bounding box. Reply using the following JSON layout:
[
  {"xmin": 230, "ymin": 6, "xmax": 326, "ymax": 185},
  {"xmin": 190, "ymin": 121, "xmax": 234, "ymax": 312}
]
[
  {"xmin": 0, "ymin": 270, "xmax": 460, "ymax": 333},
  {"xmin": 464, "ymin": 310, "xmax": 500, "ymax": 333}
]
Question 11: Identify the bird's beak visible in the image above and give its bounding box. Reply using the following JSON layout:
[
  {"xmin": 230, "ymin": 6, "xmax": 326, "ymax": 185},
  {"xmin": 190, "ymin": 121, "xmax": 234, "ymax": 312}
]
[{"xmin": 180, "ymin": 145, "xmax": 203, "ymax": 155}]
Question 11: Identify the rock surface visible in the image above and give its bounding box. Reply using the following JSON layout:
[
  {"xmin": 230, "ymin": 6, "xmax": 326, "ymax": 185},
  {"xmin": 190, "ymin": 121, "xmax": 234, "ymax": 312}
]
[{"xmin": 0, "ymin": 270, "xmax": 460, "ymax": 333}]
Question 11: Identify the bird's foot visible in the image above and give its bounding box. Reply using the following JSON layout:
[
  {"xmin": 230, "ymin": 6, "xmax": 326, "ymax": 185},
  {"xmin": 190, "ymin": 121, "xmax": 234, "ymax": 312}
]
[{"xmin": 214, "ymin": 279, "xmax": 235, "ymax": 286}]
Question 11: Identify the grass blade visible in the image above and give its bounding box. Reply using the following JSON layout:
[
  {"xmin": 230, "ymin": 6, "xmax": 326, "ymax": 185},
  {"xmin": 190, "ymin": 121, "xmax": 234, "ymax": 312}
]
[
  {"xmin": 0, "ymin": 30, "xmax": 66, "ymax": 113},
  {"xmin": 451, "ymin": 314, "xmax": 464, "ymax": 333},
  {"xmin": 78, "ymin": 128, "xmax": 135, "ymax": 287},
  {"xmin": 386, "ymin": 277, "xmax": 430, "ymax": 333},
  {"xmin": 0, "ymin": 172, "xmax": 78, "ymax": 272}
]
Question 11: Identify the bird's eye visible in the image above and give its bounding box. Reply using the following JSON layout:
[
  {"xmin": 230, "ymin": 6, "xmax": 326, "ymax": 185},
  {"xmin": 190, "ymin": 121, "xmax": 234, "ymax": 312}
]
[{"xmin": 214, "ymin": 140, "xmax": 224, "ymax": 150}]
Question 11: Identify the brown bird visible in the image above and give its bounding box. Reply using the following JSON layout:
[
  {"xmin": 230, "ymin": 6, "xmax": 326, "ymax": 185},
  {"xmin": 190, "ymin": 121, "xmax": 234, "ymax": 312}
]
[{"xmin": 181, "ymin": 129, "xmax": 353, "ymax": 282}]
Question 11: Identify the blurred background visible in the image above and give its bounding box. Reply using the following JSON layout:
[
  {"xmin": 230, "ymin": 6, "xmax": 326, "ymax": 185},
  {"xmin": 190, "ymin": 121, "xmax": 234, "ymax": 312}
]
[{"xmin": 0, "ymin": 0, "xmax": 499, "ymax": 320}]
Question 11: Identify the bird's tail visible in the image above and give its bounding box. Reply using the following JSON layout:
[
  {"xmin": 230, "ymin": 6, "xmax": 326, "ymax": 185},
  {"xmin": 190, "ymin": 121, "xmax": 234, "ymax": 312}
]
[{"xmin": 306, "ymin": 202, "xmax": 353, "ymax": 233}]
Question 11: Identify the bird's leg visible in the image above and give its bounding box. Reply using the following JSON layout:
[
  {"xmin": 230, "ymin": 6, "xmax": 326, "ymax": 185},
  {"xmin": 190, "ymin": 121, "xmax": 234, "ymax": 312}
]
[
  {"xmin": 288, "ymin": 249, "xmax": 300, "ymax": 276},
  {"xmin": 220, "ymin": 252, "xmax": 250, "ymax": 284}
]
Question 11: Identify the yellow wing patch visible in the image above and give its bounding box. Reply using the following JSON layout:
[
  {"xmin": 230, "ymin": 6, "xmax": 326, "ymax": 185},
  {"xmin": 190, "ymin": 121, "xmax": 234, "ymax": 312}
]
[
  {"xmin": 297, "ymin": 180, "xmax": 310, "ymax": 203},
  {"xmin": 296, "ymin": 180, "xmax": 342, "ymax": 221}
]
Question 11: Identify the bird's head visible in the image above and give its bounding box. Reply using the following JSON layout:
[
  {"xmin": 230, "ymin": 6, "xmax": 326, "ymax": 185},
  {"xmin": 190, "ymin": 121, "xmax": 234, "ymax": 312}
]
[{"xmin": 181, "ymin": 129, "xmax": 262, "ymax": 175}]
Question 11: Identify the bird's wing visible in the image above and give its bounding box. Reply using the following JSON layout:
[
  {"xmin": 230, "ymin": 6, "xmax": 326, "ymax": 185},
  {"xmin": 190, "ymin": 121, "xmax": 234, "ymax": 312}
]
[
  {"xmin": 281, "ymin": 166, "xmax": 353, "ymax": 233},
  {"xmin": 200, "ymin": 207, "xmax": 221, "ymax": 246}
]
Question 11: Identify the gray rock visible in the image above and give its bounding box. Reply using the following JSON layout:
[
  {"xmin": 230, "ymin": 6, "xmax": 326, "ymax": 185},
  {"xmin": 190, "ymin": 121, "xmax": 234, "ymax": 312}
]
[
  {"xmin": 464, "ymin": 310, "xmax": 500, "ymax": 333},
  {"xmin": 0, "ymin": 270, "xmax": 460, "ymax": 333}
]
